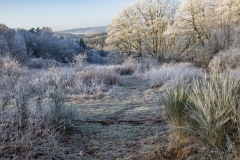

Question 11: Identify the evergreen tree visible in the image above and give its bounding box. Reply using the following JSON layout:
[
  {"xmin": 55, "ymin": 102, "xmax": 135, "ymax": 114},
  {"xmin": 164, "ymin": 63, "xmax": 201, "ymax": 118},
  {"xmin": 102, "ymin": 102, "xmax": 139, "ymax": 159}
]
[{"xmin": 76, "ymin": 38, "xmax": 86, "ymax": 49}]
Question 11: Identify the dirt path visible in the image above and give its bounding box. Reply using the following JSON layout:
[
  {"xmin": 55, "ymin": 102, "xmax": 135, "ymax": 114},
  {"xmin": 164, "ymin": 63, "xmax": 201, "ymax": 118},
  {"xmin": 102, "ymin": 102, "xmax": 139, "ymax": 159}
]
[{"xmin": 71, "ymin": 75, "xmax": 168, "ymax": 159}]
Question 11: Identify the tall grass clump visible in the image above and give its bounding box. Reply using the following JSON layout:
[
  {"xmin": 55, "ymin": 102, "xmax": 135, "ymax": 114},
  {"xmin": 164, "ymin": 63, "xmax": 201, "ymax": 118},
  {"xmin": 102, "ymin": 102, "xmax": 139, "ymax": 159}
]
[
  {"xmin": 186, "ymin": 72, "xmax": 240, "ymax": 159},
  {"xmin": 162, "ymin": 82, "xmax": 189, "ymax": 128},
  {"xmin": 49, "ymin": 88, "xmax": 79, "ymax": 133},
  {"xmin": 161, "ymin": 80, "xmax": 195, "ymax": 159},
  {"xmin": 15, "ymin": 80, "xmax": 31, "ymax": 128},
  {"xmin": 162, "ymin": 70, "xmax": 240, "ymax": 159}
]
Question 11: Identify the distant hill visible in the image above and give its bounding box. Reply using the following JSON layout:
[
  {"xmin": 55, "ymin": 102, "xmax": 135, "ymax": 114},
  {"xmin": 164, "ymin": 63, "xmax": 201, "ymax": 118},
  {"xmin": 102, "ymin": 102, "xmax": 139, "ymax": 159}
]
[
  {"xmin": 53, "ymin": 32, "xmax": 85, "ymax": 40},
  {"xmin": 56, "ymin": 26, "xmax": 107, "ymax": 35}
]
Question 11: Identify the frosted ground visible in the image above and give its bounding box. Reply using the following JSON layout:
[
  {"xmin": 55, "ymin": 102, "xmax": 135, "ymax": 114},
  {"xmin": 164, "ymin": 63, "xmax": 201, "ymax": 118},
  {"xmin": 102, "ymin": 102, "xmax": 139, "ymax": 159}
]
[{"xmin": 72, "ymin": 75, "xmax": 166, "ymax": 159}]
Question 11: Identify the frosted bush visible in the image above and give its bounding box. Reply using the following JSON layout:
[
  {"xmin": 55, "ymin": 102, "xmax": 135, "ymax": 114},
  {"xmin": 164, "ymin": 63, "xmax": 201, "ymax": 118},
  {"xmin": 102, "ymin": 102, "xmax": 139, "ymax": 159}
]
[
  {"xmin": 26, "ymin": 58, "xmax": 62, "ymax": 69},
  {"xmin": 0, "ymin": 62, "xmax": 122, "ymax": 158},
  {"xmin": 87, "ymin": 50, "xmax": 107, "ymax": 64},
  {"xmin": 72, "ymin": 53, "xmax": 88, "ymax": 71},
  {"xmin": 79, "ymin": 67, "xmax": 120, "ymax": 94},
  {"xmin": 25, "ymin": 65, "xmax": 121, "ymax": 97},
  {"xmin": 0, "ymin": 55, "xmax": 122, "ymax": 99},
  {"xmin": 92, "ymin": 65, "xmax": 133, "ymax": 75},
  {"xmin": 209, "ymin": 48, "xmax": 240, "ymax": 71},
  {"xmin": 0, "ymin": 86, "xmax": 79, "ymax": 159},
  {"xmin": 0, "ymin": 55, "xmax": 23, "ymax": 78},
  {"xmin": 26, "ymin": 58, "xmax": 47, "ymax": 69},
  {"xmin": 137, "ymin": 63, "xmax": 202, "ymax": 88},
  {"xmin": 122, "ymin": 57, "xmax": 138, "ymax": 72},
  {"xmin": 123, "ymin": 57, "xmax": 159, "ymax": 75},
  {"xmin": 111, "ymin": 65, "xmax": 133, "ymax": 75}
]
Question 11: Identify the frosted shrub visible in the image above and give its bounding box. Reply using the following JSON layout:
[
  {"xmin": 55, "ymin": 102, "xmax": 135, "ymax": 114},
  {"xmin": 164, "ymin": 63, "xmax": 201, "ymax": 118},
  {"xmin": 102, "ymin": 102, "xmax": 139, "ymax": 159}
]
[
  {"xmin": 209, "ymin": 48, "xmax": 240, "ymax": 72},
  {"xmin": 111, "ymin": 65, "xmax": 133, "ymax": 75},
  {"xmin": 95, "ymin": 65, "xmax": 133, "ymax": 75},
  {"xmin": 123, "ymin": 57, "xmax": 159, "ymax": 75},
  {"xmin": 87, "ymin": 50, "xmax": 107, "ymax": 64},
  {"xmin": 0, "ymin": 55, "xmax": 22, "ymax": 78},
  {"xmin": 0, "ymin": 85, "xmax": 79, "ymax": 158},
  {"xmin": 26, "ymin": 67, "xmax": 76, "ymax": 95},
  {"xmin": 0, "ymin": 57, "xmax": 122, "ymax": 99},
  {"xmin": 72, "ymin": 53, "xmax": 88, "ymax": 71},
  {"xmin": 138, "ymin": 63, "xmax": 202, "ymax": 88},
  {"xmin": 122, "ymin": 57, "xmax": 138, "ymax": 72},
  {"xmin": 83, "ymin": 68, "xmax": 120, "ymax": 86},
  {"xmin": 47, "ymin": 59, "xmax": 62, "ymax": 68},
  {"xmin": 26, "ymin": 58, "xmax": 47, "ymax": 69},
  {"xmin": 26, "ymin": 58, "xmax": 62, "ymax": 69},
  {"xmin": 79, "ymin": 67, "xmax": 120, "ymax": 95},
  {"xmin": 0, "ymin": 66, "xmax": 83, "ymax": 158},
  {"xmin": 26, "ymin": 65, "xmax": 121, "ymax": 97}
]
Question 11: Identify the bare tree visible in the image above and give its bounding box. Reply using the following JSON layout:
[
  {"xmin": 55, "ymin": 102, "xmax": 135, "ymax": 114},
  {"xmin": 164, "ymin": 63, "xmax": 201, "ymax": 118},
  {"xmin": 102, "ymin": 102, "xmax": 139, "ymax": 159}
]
[
  {"xmin": 175, "ymin": 0, "xmax": 240, "ymax": 64},
  {"xmin": 107, "ymin": 0, "xmax": 178, "ymax": 61}
]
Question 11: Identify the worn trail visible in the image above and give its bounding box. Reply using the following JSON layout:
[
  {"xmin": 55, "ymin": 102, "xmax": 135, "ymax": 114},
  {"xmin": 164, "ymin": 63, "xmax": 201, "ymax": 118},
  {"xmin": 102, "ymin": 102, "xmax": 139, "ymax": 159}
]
[{"xmin": 72, "ymin": 75, "xmax": 168, "ymax": 159}]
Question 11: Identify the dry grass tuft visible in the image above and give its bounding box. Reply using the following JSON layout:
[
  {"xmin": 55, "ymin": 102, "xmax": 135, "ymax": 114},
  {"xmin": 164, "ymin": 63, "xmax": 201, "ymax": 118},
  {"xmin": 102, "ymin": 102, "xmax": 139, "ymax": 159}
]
[{"xmin": 162, "ymin": 70, "xmax": 240, "ymax": 159}]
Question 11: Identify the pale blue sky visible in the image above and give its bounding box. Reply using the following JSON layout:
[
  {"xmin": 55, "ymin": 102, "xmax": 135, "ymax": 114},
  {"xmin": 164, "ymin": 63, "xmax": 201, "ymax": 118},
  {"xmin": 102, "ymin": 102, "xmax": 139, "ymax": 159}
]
[{"xmin": 0, "ymin": 0, "xmax": 136, "ymax": 31}]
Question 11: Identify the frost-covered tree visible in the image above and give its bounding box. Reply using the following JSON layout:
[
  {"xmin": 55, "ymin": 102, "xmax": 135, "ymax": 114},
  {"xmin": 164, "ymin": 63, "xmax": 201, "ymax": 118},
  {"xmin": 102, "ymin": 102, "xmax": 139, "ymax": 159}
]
[
  {"xmin": 0, "ymin": 24, "xmax": 92, "ymax": 64},
  {"xmin": 174, "ymin": 0, "xmax": 240, "ymax": 64},
  {"xmin": 107, "ymin": 0, "xmax": 240, "ymax": 64},
  {"xmin": 107, "ymin": 0, "xmax": 178, "ymax": 61},
  {"xmin": 0, "ymin": 24, "xmax": 27, "ymax": 61},
  {"xmin": 18, "ymin": 27, "xmax": 82, "ymax": 62},
  {"xmin": 0, "ymin": 35, "xmax": 10, "ymax": 55},
  {"xmin": 76, "ymin": 38, "xmax": 86, "ymax": 49},
  {"xmin": 84, "ymin": 33, "xmax": 108, "ymax": 50}
]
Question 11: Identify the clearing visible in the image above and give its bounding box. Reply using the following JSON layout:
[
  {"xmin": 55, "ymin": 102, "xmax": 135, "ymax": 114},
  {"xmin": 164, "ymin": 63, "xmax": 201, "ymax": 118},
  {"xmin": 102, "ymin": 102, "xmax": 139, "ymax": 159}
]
[{"xmin": 66, "ymin": 75, "xmax": 169, "ymax": 159}]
